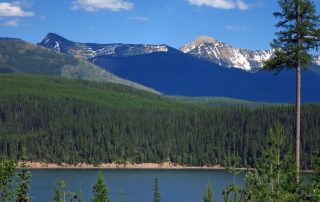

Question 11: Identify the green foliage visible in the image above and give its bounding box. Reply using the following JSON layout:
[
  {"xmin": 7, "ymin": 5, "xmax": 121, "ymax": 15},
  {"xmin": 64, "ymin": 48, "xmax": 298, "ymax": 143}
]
[
  {"xmin": 153, "ymin": 177, "xmax": 161, "ymax": 202},
  {"xmin": 223, "ymin": 184, "xmax": 246, "ymax": 202},
  {"xmin": 92, "ymin": 172, "xmax": 110, "ymax": 202},
  {"xmin": 246, "ymin": 124, "xmax": 299, "ymax": 201},
  {"xmin": 203, "ymin": 182, "xmax": 214, "ymax": 202},
  {"xmin": 0, "ymin": 74, "xmax": 320, "ymax": 168},
  {"xmin": 223, "ymin": 167, "xmax": 244, "ymax": 202},
  {"xmin": 118, "ymin": 192, "xmax": 125, "ymax": 202},
  {"xmin": 168, "ymin": 96, "xmax": 269, "ymax": 107},
  {"xmin": 264, "ymin": 0, "xmax": 320, "ymax": 71},
  {"xmin": 224, "ymin": 124, "xmax": 301, "ymax": 202},
  {"xmin": 16, "ymin": 147, "xmax": 31, "ymax": 202},
  {"xmin": 0, "ymin": 38, "xmax": 157, "ymax": 93},
  {"xmin": 264, "ymin": 0, "xmax": 320, "ymax": 183},
  {"xmin": 0, "ymin": 39, "xmax": 77, "ymax": 76},
  {"xmin": 53, "ymin": 180, "xmax": 79, "ymax": 202},
  {"xmin": 0, "ymin": 156, "xmax": 17, "ymax": 202},
  {"xmin": 78, "ymin": 187, "xmax": 84, "ymax": 202},
  {"xmin": 306, "ymin": 149, "xmax": 320, "ymax": 201},
  {"xmin": 53, "ymin": 180, "xmax": 66, "ymax": 202}
]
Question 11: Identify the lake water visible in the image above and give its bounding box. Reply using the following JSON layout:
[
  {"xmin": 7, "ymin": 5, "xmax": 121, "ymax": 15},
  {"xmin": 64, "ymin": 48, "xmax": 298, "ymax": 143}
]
[{"xmin": 30, "ymin": 169, "xmax": 244, "ymax": 202}]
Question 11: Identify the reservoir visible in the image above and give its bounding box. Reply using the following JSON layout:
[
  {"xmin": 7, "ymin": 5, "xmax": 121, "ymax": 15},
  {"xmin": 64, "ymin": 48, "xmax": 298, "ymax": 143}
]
[{"xmin": 30, "ymin": 169, "xmax": 244, "ymax": 202}]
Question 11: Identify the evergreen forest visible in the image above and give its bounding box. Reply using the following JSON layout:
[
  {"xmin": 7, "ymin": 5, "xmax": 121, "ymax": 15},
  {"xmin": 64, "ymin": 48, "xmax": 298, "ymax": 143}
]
[{"xmin": 0, "ymin": 73, "xmax": 319, "ymax": 169}]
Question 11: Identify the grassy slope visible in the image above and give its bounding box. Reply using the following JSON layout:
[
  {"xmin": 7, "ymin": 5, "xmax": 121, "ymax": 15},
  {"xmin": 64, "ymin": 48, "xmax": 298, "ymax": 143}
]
[
  {"xmin": 168, "ymin": 95, "xmax": 271, "ymax": 106},
  {"xmin": 0, "ymin": 38, "xmax": 159, "ymax": 94},
  {"xmin": 0, "ymin": 73, "xmax": 278, "ymax": 115},
  {"xmin": 0, "ymin": 73, "xmax": 195, "ymax": 110}
]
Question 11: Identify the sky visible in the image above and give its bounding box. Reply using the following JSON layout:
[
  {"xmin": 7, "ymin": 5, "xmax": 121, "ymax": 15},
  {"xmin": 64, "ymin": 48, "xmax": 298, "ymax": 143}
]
[{"xmin": 0, "ymin": 0, "xmax": 320, "ymax": 50}]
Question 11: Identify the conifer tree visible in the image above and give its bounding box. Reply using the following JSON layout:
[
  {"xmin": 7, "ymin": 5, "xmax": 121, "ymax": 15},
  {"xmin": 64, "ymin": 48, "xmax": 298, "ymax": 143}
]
[
  {"xmin": 203, "ymin": 182, "xmax": 214, "ymax": 202},
  {"xmin": 53, "ymin": 179, "xmax": 79, "ymax": 202},
  {"xmin": 78, "ymin": 187, "xmax": 84, "ymax": 202},
  {"xmin": 92, "ymin": 172, "xmax": 110, "ymax": 202},
  {"xmin": 153, "ymin": 177, "xmax": 161, "ymax": 202},
  {"xmin": 53, "ymin": 180, "xmax": 66, "ymax": 202},
  {"xmin": 243, "ymin": 124, "xmax": 299, "ymax": 201},
  {"xmin": 308, "ymin": 149, "xmax": 320, "ymax": 201},
  {"xmin": 118, "ymin": 192, "xmax": 125, "ymax": 202},
  {"xmin": 16, "ymin": 147, "xmax": 31, "ymax": 202},
  {"xmin": 265, "ymin": 0, "xmax": 320, "ymax": 181},
  {"xmin": 0, "ymin": 156, "xmax": 17, "ymax": 202}
]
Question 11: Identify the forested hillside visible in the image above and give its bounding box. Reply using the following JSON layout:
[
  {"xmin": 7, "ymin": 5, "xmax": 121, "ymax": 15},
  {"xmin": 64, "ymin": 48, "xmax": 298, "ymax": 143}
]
[
  {"xmin": 0, "ymin": 38, "xmax": 158, "ymax": 93},
  {"xmin": 0, "ymin": 73, "xmax": 319, "ymax": 169},
  {"xmin": 168, "ymin": 96, "xmax": 269, "ymax": 106}
]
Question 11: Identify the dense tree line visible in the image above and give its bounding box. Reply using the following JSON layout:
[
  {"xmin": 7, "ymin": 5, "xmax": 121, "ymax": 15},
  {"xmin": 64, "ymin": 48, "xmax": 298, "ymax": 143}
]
[
  {"xmin": 1, "ymin": 133, "xmax": 319, "ymax": 201},
  {"xmin": 0, "ymin": 74, "xmax": 320, "ymax": 169},
  {"xmin": 222, "ymin": 124, "xmax": 320, "ymax": 202}
]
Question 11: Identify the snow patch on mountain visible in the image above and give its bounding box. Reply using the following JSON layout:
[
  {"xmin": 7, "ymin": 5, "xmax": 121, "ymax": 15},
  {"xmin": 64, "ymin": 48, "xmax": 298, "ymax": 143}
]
[
  {"xmin": 39, "ymin": 33, "xmax": 169, "ymax": 60},
  {"xmin": 181, "ymin": 36, "xmax": 273, "ymax": 72},
  {"xmin": 53, "ymin": 42, "xmax": 60, "ymax": 52}
]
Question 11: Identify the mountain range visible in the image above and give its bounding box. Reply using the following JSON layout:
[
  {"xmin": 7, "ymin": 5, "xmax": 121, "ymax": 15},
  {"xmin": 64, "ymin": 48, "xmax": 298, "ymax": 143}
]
[
  {"xmin": 38, "ymin": 33, "xmax": 320, "ymax": 103},
  {"xmin": 180, "ymin": 36, "xmax": 273, "ymax": 72},
  {"xmin": 181, "ymin": 36, "xmax": 320, "ymax": 72},
  {"xmin": 0, "ymin": 37, "xmax": 159, "ymax": 94}
]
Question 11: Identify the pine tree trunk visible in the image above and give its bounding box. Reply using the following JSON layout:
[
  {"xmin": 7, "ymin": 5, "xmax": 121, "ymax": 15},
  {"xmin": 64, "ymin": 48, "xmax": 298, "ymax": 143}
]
[
  {"xmin": 296, "ymin": 64, "xmax": 301, "ymax": 182},
  {"xmin": 295, "ymin": 0, "xmax": 301, "ymax": 183}
]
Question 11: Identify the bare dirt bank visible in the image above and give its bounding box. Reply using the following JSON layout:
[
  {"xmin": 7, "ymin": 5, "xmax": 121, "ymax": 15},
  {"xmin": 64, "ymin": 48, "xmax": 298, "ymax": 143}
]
[
  {"xmin": 20, "ymin": 161, "xmax": 229, "ymax": 170},
  {"xmin": 18, "ymin": 162, "xmax": 314, "ymax": 172}
]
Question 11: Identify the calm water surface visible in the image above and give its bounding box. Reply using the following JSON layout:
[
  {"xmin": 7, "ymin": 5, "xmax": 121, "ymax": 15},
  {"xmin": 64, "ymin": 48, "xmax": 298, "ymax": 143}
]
[{"xmin": 30, "ymin": 169, "xmax": 244, "ymax": 202}]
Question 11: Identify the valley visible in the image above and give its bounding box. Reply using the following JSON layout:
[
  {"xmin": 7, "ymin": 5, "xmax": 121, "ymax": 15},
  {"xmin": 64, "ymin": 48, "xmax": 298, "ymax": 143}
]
[{"xmin": 38, "ymin": 33, "xmax": 320, "ymax": 103}]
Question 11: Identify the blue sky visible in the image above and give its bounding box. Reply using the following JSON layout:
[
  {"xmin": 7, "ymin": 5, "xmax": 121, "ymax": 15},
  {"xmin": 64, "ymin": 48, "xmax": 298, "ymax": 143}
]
[{"xmin": 0, "ymin": 0, "xmax": 319, "ymax": 50}]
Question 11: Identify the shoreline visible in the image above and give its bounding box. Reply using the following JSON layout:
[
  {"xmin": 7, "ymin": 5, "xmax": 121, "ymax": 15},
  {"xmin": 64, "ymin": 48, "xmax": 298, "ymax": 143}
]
[
  {"xmin": 20, "ymin": 161, "xmax": 314, "ymax": 173},
  {"xmin": 21, "ymin": 161, "xmax": 236, "ymax": 170}
]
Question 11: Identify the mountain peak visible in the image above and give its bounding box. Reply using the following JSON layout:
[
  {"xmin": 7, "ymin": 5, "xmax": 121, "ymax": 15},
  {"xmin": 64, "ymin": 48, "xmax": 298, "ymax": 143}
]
[
  {"xmin": 180, "ymin": 36, "xmax": 226, "ymax": 55},
  {"xmin": 43, "ymin": 33, "xmax": 69, "ymax": 42},
  {"xmin": 181, "ymin": 36, "xmax": 273, "ymax": 72},
  {"xmin": 38, "ymin": 33, "xmax": 74, "ymax": 52},
  {"xmin": 191, "ymin": 36, "xmax": 221, "ymax": 46},
  {"xmin": 38, "ymin": 33, "xmax": 172, "ymax": 60}
]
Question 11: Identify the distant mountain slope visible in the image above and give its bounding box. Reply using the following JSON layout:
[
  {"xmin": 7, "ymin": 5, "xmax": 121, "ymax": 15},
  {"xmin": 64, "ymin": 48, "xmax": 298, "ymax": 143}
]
[
  {"xmin": 39, "ymin": 33, "xmax": 170, "ymax": 59},
  {"xmin": 0, "ymin": 37, "xmax": 159, "ymax": 94},
  {"xmin": 96, "ymin": 53, "xmax": 320, "ymax": 102},
  {"xmin": 38, "ymin": 33, "xmax": 320, "ymax": 103},
  {"xmin": 181, "ymin": 36, "xmax": 320, "ymax": 73},
  {"xmin": 180, "ymin": 36, "xmax": 272, "ymax": 72}
]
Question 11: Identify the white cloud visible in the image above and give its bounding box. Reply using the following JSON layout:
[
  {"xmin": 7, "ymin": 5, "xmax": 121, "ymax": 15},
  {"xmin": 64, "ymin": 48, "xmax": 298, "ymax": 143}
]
[
  {"xmin": 236, "ymin": 0, "xmax": 249, "ymax": 10},
  {"xmin": 11, "ymin": 1, "xmax": 34, "ymax": 9},
  {"xmin": 1, "ymin": 19, "xmax": 19, "ymax": 26},
  {"xmin": 188, "ymin": 0, "xmax": 250, "ymax": 10},
  {"xmin": 71, "ymin": 0, "xmax": 134, "ymax": 12},
  {"xmin": 0, "ymin": 2, "xmax": 34, "ymax": 17},
  {"xmin": 128, "ymin": 16, "xmax": 150, "ymax": 21},
  {"xmin": 225, "ymin": 25, "xmax": 253, "ymax": 31}
]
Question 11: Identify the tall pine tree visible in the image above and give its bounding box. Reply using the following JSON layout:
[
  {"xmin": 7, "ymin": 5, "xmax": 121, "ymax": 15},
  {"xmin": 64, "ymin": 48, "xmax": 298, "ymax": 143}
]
[
  {"xmin": 153, "ymin": 177, "xmax": 161, "ymax": 202},
  {"xmin": 203, "ymin": 182, "xmax": 214, "ymax": 202},
  {"xmin": 265, "ymin": 0, "xmax": 320, "ymax": 181},
  {"xmin": 16, "ymin": 147, "xmax": 31, "ymax": 202},
  {"xmin": 92, "ymin": 172, "xmax": 110, "ymax": 202}
]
